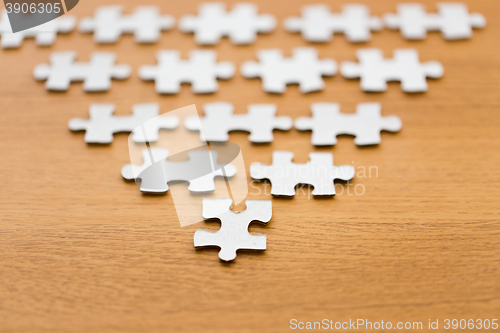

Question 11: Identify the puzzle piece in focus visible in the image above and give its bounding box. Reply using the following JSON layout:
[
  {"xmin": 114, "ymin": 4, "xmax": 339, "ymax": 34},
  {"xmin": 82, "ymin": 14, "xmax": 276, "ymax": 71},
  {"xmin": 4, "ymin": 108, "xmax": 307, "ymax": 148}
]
[
  {"xmin": 340, "ymin": 48, "xmax": 443, "ymax": 92},
  {"xmin": 0, "ymin": 10, "xmax": 75, "ymax": 48},
  {"xmin": 179, "ymin": 2, "xmax": 276, "ymax": 45},
  {"xmin": 250, "ymin": 151, "xmax": 354, "ymax": 196},
  {"xmin": 79, "ymin": 6, "xmax": 174, "ymax": 43},
  {"xmin": 295, "ymin": 102, "xmax": 402, "ymax": 146},
  {"xmin": 194, "ymin": 198, "xmax": 272, "ymax": 261},
  {"xmin": 384, "ymin": 3, "xmax": 486, "ymax": 40},
  {"xmin": 241, "ymin": 47, "xmax": 337, "ymax": 93},
  {"xmin": 121, "ymin": 148, "xmax": 237, "ymax": 193},
  {"xmin": 68, "ymin": 103, "xmax": 179, "ymax": 144},
  {"xmin": 284, "ymin": 4, "xmax": 382, "ymax": 43},
  {"xmin": 33, "ymin": 51, "xmax": 131, "ymax": 91},
  {"xmin": 139, "ymin": 50, "xmax": 235, "ymax": 94},
  {"xmin": 185, "ymin": 102, "xmax": 292, "ymax": 143}
]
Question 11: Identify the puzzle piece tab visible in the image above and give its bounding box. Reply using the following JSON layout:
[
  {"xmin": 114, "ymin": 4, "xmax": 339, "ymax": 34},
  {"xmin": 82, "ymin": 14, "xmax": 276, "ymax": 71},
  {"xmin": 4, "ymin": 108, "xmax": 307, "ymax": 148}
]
[
  {"xmin": 241, "ymin": 47, "xmax": 337, "ymax": 93},
  {"xmin": 194, "ymin": 198, "xmax": 272, "ymax": 261},
  {"xmin": 284, "ymin": 4, "xmax": 382, "ymax": 43},
  {"xmin": 179, "ymin": 2, "xmax": 276, "ymax": 45},
  {"xmin": 33, "ymin": 51, "xmax": 131, "ymax": 91},
  {"xmin": 295, "ymin": 102, "xmax": 402, "ymax": 146},
  {"xmin": 121, "ymin": 148, "xmax": 236, "ymax": 194},
  {"xmin": 340, "ymin": 48, "xmax": 443, "ymax": 92},
  {"xmin": 79, "ymin": 6, "xmax": 174, "ymax": 43},
  {"xmin": 184, "ymin": 102, "xmax": 292, "ymax": 143},
  {"xmin": 384, "ymin": 3, "xmax": 486, "ymax": 40},
  {"xmin": 250, "ymin": 151, "xmax": 354, "ymax": 196},
  {"xmin": 139, "ymin": 50, "xmax": 235, "ymax": 94},
  {"xmin": 68, "ymin": 103, "xmax": 179, "ymax": 144}
]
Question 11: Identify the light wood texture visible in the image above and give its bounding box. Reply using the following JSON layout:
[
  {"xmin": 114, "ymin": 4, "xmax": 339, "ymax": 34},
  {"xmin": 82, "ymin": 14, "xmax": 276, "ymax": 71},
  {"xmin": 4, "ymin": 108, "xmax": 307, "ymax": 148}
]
[{"xmin": 0, "ymin": 0, "xmax": 499, "ymax": 332}]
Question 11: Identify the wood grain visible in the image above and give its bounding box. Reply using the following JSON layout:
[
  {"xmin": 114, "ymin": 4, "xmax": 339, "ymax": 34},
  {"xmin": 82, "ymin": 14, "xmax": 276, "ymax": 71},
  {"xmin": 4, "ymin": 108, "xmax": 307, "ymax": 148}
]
[{"xmin": 0, "ymin": 0, "xmax": 499, "ymax": 332}]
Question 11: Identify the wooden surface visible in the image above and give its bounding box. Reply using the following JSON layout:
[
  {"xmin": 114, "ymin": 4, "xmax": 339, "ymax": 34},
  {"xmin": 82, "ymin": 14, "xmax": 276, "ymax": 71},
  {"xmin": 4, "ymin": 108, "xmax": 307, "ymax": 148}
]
[{"xmin": 0, "ymin": 0, "xmax": 499, "ymax": 332}]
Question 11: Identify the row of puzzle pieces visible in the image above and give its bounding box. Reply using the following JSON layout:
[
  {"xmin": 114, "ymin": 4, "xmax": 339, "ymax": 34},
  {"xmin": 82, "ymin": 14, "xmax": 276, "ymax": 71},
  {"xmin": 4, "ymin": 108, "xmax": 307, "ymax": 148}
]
[
  {"xmin": 122, "ymin": 149, "xmax": 354, "ymax": 197},
  {"xmin": 69, "ymin": 102, "xmax": 402, "ymax": 146},
  {"xmin": 0, "ymin": 3, "xmax": 485, "ymax": 48},
  {"xmin": 34, "ymin": 48, "xmax": 444, "ymax": 93}
]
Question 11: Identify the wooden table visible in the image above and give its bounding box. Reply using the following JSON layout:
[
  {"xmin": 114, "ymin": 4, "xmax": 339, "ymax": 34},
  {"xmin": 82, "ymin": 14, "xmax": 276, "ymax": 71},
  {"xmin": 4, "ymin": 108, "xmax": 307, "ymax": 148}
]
[{"xmin": 1, "ymin": 0, "xmax": 498, "ymax": 332}]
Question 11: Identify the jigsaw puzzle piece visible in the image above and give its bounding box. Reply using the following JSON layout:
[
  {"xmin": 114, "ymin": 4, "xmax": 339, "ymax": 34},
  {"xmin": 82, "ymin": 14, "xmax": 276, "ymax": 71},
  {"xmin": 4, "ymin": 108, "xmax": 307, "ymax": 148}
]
[
  {"xmin": 184, "ymin": 102, "xmax": 292, "ymax": 143},
  {"xmin": 285, "ymin": 4, "xmax": 381, "ymax": 43},
  {"xmin": 179, "ymin": 2, "xmax": 275, "ymax": 45},
  {"xmin": 384, "ymin": 3, "xmax": 486, "ymax": 40},
  {"xmin": 194, "ymin": 198, "xmax": 272, "ymax": 261},
  {"xmin": 341, "ymin": 48, "xmax": 443, "ymax": 92},
  {"xmin": 33, "ymin": 52, "xmax": 131, "ymax": 91},
  {"xmin": 295, "ymin": 103, "xmax": 402, "ymax": 146},
  {"xmin": 250, "ymin": 151, "xmax": 355, "ymax": 196},
  {"xmin": 68, "ymin": 103, "xmax": 178, "ymax": 144},
  {"xmin": 241, "ymin": 47, "xmax": 336, "ymax": 93},
  {"xmin": 0, "ymin": 10, "xmax": 75, "ymax": 48},
  {"xmin": 139, "ymin": 50, "xmax": 234, "ymax": 94},
  {"xmin": 79, "ymin": 6, "xmax": 174, "ymax": 43},
  {"xmin": 122, "ymin": 149, "xmax": 237, "ymax": 194}
]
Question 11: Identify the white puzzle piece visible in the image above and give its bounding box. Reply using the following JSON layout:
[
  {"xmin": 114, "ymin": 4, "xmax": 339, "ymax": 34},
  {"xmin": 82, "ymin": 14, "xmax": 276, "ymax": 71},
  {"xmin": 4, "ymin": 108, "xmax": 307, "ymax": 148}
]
[
  {"xmin": 241, "ymin": 47, "xmax": 337, "ymax": 94},
  {"xmin": 194, "ymin": 198, "xmax": 272, "ymax": 261},
  {"xmin": 340, "ymin": 48, "xmax": 443, "ymax": 92},
  {"xmin": 250, "ymin": 151, "xmax": 355, "ymax": 197},
  {"xmin": 179, "ymin": 2, "xmax": 276, "ymax": 45},
  {"xmin": 139, "ymin": 50, "xmax": 235, "ymax": 94},
  {"xmin": 0, "ymin": 10, "xmax": 75, "ymax": 48},
  {"xmin": 121, "ymin": 148, "xmax": 237, "ymax": 194},
  {"xmin": 184, "ymin": 102, "xmax": 292, "ymax": 143},
  {"xmin": 295, "ymin": 102, "xmax": 402, "ymax": 146},
  {"xmin": 33, "ymin": 51, "xmax": 131, "ymax": 91},
  {"xmin": 384, "ymin": 3, "xmax": 486, "ymax": 40},
  {"xmin": 284, "ymin": 4, "xmax": 382, "ymax": 43},
  {"xmin": 68, "ymin": 103, "xmax": 179, "ymax": 144},
  {"xmin": 79, "ymin": 6, "xmax": 175, "ymax": 43}
]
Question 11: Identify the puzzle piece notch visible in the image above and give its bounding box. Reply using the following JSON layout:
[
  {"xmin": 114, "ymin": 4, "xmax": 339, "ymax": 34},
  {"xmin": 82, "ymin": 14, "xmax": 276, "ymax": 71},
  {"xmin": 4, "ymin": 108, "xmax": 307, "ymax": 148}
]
[
  {"xmin": 139, "ymin": 50, "xmax": 235, "ymax": 94},
  {"xmin": 194, "ymin": 198, "xmax": 272, "ymax": 261},
  {"xmin": 340, "ymin": 48, "xmax": 443, "ymax": 92},
  {"xmin": 295, "ymin": 102, "xmax": 402, "ymax": 146},
  {"xmin": 68, "ymin": 103, "xmax": 179, "ymax": 144},
  {"xmin": 284, "ymin": 4, "xmax": 382, "ymax": 43},
  {"xmin": 250, "ymin": 151, "xmax": 355, "ymax": 197},
  {"xmin": 241, "ymin": 47, "xmax": 337, "ymax": 93},
  {"xmin": 384, "ymin": 3, "xmax": 486, "ymax": 40},
  {"xmin": 184, "ymin": 102, "xmax": 292, "ymax": 143},
  {"xmin": 121, "ymin": 148, "xmax": 237, "ymax": 193},
  {"xmin": 79, "ymin": 5, "xmax": 175, "ymax": 43},
  {"xmin": 179, "ymin": 2, "xmax": 276, "ymax": 45},
  {"xmin": 0, "ymin": 10, "xmax": 75, "ymax": 48},
  {"xmin": 33, "ymin": 51, "xmax": 131, "ymax": 91}
]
